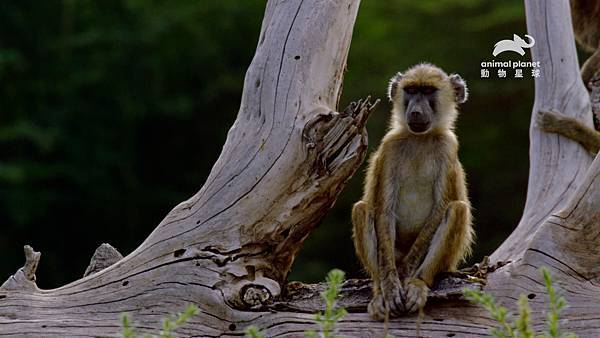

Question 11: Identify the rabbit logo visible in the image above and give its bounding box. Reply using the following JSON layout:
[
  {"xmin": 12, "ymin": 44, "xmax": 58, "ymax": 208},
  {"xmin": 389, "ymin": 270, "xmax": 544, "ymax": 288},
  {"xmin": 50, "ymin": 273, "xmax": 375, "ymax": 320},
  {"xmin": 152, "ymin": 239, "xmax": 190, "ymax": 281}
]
[{"xmin": 492, "ymin": 34, "xmax": 535, "ymax": 57}]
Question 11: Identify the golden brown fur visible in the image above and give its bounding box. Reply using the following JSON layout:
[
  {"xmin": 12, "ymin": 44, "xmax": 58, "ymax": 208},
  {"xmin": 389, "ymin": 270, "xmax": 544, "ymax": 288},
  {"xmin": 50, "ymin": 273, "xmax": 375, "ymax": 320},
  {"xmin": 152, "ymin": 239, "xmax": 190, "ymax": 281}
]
[
  {"xmin": 352, "ymin": 64, "xmax": 474, "ymax": 320},
  {"xmin": 571, "ymin": 0, "xmax": 600, "ymax": 86},
  {"xmin": 537, "ymin": 110, "xmax": 600, "ymax": 155}
]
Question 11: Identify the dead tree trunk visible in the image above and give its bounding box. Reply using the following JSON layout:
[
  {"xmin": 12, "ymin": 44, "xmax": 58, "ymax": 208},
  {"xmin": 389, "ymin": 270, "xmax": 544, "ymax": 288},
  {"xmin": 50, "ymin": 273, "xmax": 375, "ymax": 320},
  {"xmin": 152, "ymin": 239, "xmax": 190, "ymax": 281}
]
[{"xmin": 1, "ymin": 0, "xmax": 599, "ymax": 337}]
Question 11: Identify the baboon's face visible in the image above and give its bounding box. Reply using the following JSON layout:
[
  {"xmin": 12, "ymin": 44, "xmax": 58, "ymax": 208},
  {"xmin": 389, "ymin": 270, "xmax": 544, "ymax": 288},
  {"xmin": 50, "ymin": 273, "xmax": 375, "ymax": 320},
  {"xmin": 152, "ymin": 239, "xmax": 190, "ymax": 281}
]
[
  {"xmin": 402, "ymin": 85, "xmax": 437, "ymax": 134},
  {"xmin": 388, "ymin": 64, "xmax": 468, "ymax": 134}
]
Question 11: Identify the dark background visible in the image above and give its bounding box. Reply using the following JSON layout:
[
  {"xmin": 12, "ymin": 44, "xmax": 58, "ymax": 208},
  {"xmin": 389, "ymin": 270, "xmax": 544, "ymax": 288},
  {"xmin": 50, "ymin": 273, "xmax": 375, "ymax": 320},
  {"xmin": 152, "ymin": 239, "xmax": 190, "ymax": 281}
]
[{"xmin": 0, "ymin": 1, "xmax": 584, "ymax": 288}]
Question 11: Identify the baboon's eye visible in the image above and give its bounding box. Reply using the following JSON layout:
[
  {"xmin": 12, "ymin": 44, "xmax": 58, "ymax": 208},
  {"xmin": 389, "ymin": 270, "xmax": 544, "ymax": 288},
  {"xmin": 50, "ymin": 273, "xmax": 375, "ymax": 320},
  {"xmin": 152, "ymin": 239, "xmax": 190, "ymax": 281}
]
[
  {"xmin": 404, "ymin": 86, "xmax": 418, "ymax": 95},
  {"xmin": 421, "ymin": 86, "xmax": 437, "ymax": 95}
]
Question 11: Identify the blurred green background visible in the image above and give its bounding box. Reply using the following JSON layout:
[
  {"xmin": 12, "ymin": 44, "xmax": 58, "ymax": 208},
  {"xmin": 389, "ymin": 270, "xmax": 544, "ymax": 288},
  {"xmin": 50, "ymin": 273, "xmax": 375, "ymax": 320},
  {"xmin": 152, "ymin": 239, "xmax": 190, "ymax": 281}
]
[{"xmin": 0, "ymin": 0, "xmax": 557, "ymax": 288}]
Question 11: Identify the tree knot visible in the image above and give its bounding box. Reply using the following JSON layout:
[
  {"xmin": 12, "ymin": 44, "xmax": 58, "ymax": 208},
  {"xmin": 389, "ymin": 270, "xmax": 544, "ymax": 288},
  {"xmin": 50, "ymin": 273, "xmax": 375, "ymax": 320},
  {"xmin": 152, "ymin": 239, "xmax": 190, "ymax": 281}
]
[
  {"xmin": 301, "ymin": 96, "xmax": 378, "ymax": 176},
  {"xmin": 218, "ymin": 268, "xmax": 281, "ymax": 310},
  {"xmin": 241, "ymin": 284, "xmax": 272, "ymax": 308}
]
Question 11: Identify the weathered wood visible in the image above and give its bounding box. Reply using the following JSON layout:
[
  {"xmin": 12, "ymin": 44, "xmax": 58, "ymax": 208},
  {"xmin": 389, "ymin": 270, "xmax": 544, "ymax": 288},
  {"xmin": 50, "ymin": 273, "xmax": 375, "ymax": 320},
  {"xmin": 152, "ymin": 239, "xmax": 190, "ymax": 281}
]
[
  {"xmin": 83, "ymin": 244, "xmax": 123, "ymax": 277},
  {"xmin": 0, "ymin": 0, "xmax": 376, "ymax": 336},
  {"xmin": 491, "ymin": 0, "xmax": 593, "ymax": 263},
  {"xmin": 271, "ymin": 270, "xmax": 488, "ymax": 315},
  {"xmin": 2, "ymin": 0, "xmax": 600, "ymax": 337}
]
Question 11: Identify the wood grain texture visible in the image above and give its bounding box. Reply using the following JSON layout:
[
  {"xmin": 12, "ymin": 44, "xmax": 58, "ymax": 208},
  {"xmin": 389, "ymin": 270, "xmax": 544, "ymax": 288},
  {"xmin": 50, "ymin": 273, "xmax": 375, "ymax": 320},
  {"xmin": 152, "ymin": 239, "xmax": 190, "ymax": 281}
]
[
  {"xmin": 2, "ymin": 0, "xmax": 600, "ymax": 337},
  {"xmin": 0, "ymin": 0, "xmax": 371, "ymax": 336},
  {"xmin": 491, "ymin": 0, "xmax": 594, "ymax": 263}
]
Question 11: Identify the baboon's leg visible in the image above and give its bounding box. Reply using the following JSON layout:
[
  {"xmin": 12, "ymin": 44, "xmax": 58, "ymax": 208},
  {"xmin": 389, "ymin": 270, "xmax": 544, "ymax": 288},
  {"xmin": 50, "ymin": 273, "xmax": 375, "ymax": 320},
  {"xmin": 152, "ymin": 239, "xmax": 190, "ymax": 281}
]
[
  {"xmin": 352, "ymin": 201, "xmax": 378, "ymax": 277},
  {"xmin": 353, "ymin": 202, "xmax": 399, "ymax": 320},
  {"xmin": 404, "ymin": 201, "xmax": 472, "ymax": 313}
]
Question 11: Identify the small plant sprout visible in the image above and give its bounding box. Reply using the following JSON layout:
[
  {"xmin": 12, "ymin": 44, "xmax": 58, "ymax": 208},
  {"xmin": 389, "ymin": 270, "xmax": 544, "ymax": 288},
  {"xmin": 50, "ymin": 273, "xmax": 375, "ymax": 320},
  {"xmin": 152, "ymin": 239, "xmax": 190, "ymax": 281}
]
[
  {"xmin": 244, "ymin": 269, "xmax": 349, "ymax": 338},
  {"xmin": 463, "ymin": 286, "xmax": 515, "ymax": 338},
  {"xmin": 160, "ymin": 304, "xmax": 199, "ymax": 338},
  {"xmin": 515, "ymin": 294, "xmax": 534, "ymax": 338},
  {"xmin": 463, "ymin": 267, "xmax": 578, "ymax": 338},
  {"xmin": 305, "ymin": 268, "xmax": 348, "ymax": 338},
  {"xmin": 121, "ymin": 312, "xmax": 136, "ymax": 338},
  {"xmin": 245, "ymin": 325, "xmax": 265, "ymax": 338}
]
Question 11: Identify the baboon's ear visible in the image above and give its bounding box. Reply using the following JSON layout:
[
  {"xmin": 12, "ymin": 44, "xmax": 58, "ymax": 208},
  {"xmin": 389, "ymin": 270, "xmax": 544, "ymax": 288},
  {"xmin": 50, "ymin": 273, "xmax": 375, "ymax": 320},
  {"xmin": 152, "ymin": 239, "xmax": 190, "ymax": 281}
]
[
  {"xmin": 387, "ymin": 72, "xmax": 403, "ymax": 101},
  {"xmin": 449, "ymin": 74, "xmax": 468, "ymax": 104}
]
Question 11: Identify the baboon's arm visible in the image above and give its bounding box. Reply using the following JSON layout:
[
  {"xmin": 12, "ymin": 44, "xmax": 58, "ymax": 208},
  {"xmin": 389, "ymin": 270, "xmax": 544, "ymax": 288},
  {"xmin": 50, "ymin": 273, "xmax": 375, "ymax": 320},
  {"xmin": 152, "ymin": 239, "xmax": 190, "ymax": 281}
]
[{"xmin": 537, "ymin": 110, "xmax": 600, "ymax": 155}]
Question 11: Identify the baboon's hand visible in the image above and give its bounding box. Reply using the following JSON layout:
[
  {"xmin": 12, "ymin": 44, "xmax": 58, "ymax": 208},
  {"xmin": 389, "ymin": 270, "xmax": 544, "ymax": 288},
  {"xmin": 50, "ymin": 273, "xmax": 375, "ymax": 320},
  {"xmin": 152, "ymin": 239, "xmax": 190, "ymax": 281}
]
[
  {"xmin": 368, "ymin": 280, "xmax": 405, "ymax": 320},
  {"xmin": 536, "ymin": 110, "xmax": 563, "ymax": 133},
  {"xmin": 403, "ymin": 278, "xmax": 429, "ymax": 313}
]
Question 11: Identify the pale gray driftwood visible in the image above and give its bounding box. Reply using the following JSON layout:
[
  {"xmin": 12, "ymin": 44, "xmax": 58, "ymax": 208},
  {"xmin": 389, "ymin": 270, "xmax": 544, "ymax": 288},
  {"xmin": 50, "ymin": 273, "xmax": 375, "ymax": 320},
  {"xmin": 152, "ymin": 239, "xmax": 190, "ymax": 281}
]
[
  {"xmin": 83, "ymin": 243, "xmax": 124, "ymax": 277},
  {"xmin": 2, "ymin": 0, "xmax": 600, "ymax": 337}
]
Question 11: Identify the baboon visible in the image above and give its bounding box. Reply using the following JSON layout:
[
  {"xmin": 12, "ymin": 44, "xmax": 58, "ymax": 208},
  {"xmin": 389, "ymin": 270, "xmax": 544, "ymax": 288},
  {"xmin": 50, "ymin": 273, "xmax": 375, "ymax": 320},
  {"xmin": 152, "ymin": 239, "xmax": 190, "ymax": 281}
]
[
  {"xmin": 571, "ymin": 0, "xmax": 600, "ymax": 87},
  {"xmin": 536, "ymin": 2, "xmax": 600, "ymax": 153},
  {"xmin": 352, "ymin": 63, "xmax": 474, "ymax": 320},
  {"xmin": 537, "ymin": 110, "xmax": 600, "ymax": 155}
]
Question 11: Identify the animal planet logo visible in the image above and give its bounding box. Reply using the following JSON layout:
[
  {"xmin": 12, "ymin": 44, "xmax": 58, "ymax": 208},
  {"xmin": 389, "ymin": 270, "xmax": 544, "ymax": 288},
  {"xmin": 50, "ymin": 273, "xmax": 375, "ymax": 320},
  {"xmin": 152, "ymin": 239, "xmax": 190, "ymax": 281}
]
[
  {"xmin": 492, "ymin": 34, "xmax": 535, "ymax": 56},
  {"xmin": 480, "ymin": 33, "xmax": 540, "ymax": 79}
]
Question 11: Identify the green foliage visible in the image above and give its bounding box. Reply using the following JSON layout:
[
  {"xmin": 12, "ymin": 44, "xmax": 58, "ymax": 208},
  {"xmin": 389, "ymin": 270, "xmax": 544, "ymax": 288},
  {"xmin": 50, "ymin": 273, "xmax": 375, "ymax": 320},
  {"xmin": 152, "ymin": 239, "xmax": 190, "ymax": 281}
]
[
  {"xmin": 463, "ymin": 286, "xmax": 515, "ymax": 337},
  {"xmin": 119, "ymin": 304, "xmax": 199, "ymax": 338},
  {"xmin": 540, "ymin": 267, "xmax": 579, "ymax": 338},
  {"xmin": 244, "ymin": 269, "xmax": 348, "ymax": 338},
  {"xmin": 305, "ymin": 269, "xmax": 348, "ymax": 338},
  {"xmin": 463, "ymin": 267, "xmax": 578, "ymax": 338},
  {"xmin": 515, "ymin": 294, "xmax": 534, "ymax": 338},
  {"xmin": 121, "ymin": 312, "xmax": 136, "ymax": 338},
  {"xmin": 244, "ymin": 326, "xmax": 264, "ymax": 338},
  {"xmin": 0, "ymin": 0, "xmax": 263, "ymax": 287}
]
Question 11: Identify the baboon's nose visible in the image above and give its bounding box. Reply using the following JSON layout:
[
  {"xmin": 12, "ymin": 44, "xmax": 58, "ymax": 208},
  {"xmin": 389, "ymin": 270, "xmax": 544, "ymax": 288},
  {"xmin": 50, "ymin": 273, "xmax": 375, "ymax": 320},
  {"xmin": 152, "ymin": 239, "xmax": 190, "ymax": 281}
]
[{"xmin": 410, "ymin": 111, "xmax": 424, "ymax": 120}]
